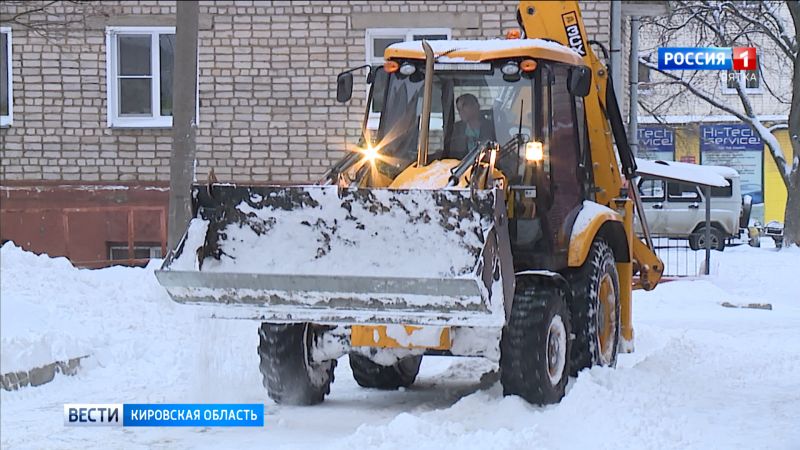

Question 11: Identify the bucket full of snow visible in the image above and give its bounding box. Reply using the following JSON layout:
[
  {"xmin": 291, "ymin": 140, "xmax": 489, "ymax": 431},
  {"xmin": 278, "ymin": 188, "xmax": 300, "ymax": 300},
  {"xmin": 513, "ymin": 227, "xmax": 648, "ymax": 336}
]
[{"xmin": 155, "ymin": 184, "xmax": 513, "ymax": 327}]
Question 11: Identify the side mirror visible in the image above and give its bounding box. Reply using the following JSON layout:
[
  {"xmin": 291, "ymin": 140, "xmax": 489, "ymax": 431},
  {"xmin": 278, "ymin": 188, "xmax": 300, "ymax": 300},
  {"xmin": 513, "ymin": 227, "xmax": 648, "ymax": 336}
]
[
  {"xmin": 336, "ymin": 72, "xmax": 354, "ymax": 103},
  {"xmin": 567, "ymin": 66, "xmax": 592, "ymax": 97}
]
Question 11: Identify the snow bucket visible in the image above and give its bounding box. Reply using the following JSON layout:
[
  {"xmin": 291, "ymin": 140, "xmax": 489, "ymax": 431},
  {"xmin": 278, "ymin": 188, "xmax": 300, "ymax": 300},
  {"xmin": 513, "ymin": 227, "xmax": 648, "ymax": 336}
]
[{"xmin": 155, "ymin": 185, "xmax": 513, "ymax": 327}]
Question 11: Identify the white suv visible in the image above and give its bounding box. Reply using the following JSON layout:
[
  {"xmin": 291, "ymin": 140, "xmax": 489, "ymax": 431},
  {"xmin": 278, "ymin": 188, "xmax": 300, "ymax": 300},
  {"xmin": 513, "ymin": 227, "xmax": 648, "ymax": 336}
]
[{"xmin": 635, "ymin": 167, "xmax": 744, "ymax": 251}]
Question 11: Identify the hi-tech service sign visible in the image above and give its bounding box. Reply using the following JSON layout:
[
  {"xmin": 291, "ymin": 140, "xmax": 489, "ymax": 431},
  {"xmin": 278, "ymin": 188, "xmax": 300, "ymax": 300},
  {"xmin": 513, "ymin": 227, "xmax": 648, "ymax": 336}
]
[
  {"xmin": 658, "ymin": 47, "xmax": 757, "ymax": 70},
  {"xmin": 637, "ymin": 126, "xmax": 675, "ymax": 161},
  {"xmin": 700, "ymin": 124, "xmax": 763, "ymax": 203}
]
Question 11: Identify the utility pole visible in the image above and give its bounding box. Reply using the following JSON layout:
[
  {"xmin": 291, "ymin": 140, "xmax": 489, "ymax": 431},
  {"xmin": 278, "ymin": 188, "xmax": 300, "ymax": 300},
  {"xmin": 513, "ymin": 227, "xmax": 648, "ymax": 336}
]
[
  {"xmin": 628, "ymin": 15, "xmax": 640, "ymax": 157},
  {"xmin": 168, "ymin": 1, "xmax": 199, "ymax": 250},
  {"xmin": 610, "ymin": 1, "xmax": 622, "ymax": 103}
]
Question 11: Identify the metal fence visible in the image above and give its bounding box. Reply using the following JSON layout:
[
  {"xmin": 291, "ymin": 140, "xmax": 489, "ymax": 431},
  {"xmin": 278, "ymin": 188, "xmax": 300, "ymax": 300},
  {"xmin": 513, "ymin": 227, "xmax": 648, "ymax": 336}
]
[{"xmin": 649, "ymin": 235, "xmax": 705, "ymax": 278}]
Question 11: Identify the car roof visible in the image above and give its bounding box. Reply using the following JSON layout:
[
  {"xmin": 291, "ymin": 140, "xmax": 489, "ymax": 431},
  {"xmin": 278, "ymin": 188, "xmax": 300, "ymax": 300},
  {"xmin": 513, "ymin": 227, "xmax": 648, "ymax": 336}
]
[{"xmin": 635, "ymin": 158, "xmax": 738, "ymax": 187}]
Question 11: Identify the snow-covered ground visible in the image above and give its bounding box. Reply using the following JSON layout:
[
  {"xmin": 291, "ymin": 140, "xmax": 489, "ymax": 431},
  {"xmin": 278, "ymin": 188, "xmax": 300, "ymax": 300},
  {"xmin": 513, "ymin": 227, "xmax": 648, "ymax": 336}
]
[{"xmin": 1, "ymin": 241, "xmax": 799, "ymax": 449}]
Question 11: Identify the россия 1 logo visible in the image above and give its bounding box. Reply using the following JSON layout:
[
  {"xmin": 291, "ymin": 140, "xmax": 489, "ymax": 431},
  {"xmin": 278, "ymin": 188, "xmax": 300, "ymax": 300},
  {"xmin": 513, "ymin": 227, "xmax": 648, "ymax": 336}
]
[{"xmin": 658, "ymin": 47, "xmax": 757, "ymax": 70}]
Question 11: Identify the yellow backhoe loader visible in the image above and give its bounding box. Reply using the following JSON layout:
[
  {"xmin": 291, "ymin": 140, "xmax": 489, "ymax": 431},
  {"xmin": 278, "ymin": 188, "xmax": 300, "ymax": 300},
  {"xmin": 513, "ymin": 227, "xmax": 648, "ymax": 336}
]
[{"xmin": 156, "ymin": 1, "xmax": 664, "ymax": 405}]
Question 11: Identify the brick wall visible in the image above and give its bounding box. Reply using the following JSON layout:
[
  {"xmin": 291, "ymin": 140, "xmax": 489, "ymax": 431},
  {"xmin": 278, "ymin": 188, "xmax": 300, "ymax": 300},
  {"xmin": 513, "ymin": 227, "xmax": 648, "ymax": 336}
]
[{"xmin": 1, "ymin": 0, "xmax": 610, "ymax": 184}]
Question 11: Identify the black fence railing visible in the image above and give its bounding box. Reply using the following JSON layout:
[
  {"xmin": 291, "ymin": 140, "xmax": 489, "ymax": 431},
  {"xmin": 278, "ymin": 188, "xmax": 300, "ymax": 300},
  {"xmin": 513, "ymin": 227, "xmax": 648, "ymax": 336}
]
[{"xmin": 649, "ymin": 234, "xmax": 709, "ymax": 278}]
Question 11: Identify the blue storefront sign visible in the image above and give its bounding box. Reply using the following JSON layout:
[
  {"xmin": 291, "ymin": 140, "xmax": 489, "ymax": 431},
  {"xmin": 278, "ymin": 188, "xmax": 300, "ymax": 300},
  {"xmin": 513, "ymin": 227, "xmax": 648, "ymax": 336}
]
[
  {"xmin": 637, "ymin": 126, "xmax": 675, "ymax": 161},
  {"xmin": 699, "ymin": 124, "xmax": 763, "ymax": 203}
]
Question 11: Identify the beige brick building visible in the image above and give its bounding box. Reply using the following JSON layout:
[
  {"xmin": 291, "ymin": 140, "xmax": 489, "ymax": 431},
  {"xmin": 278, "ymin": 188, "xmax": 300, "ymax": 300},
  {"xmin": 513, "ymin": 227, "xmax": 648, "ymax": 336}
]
[
  {"xmin": 0, "ymin": 0, "xmax": 611, "ymax": 264},
  {"xmin": 1, "ymin": 0, "xmax": 610, "ymax": 184}
]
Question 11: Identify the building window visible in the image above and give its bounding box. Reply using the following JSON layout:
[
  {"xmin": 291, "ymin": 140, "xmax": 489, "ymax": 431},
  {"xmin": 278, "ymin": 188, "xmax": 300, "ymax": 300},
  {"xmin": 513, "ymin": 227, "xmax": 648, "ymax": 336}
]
[
  {"xmin": 723, "ymin": 66, "xmax": 760, "ymax": 94},
  {"xmin": 0, "ymin": 28, "xmax": 12, "ymax": 127},
  {"xmin": 106, "ymin": 27, "xmax": 179, "ymax": 128},
  {"xmin": 365, "ymin": 28, "xmax": 450, "ymax": 129},
  {"xmin": 108, "ymin": 243, "xmax": 163, "ymax": 261}
]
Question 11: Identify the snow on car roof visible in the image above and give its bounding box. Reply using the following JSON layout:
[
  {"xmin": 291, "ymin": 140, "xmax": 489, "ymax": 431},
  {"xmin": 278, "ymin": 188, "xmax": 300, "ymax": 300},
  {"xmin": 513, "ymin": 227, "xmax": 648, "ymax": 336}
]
[
  {"xmin": 635, "ymin": 158, "xmax": 737, "ymax": 187},
  {"xmin": 385, "ymin": 39, "xmax": 586, "ymax": 66}
]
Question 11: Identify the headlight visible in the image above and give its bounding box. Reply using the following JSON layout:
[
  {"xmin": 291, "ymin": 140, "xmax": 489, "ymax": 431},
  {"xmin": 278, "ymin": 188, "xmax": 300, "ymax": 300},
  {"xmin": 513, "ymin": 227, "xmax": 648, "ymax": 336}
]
[
  {"xmin": 361, "ymin": 144, "xmax": 380, "ymax": 163},
  {"xmin": 525, "ymin": 141, "xmax": 543, "ymax": 162},
  {"xmin": 399, "ymin": 63, "xmax": 416, "ymax": 76},
  {"xmin": 501, "ymin": 61, "xmax": 520, "ymax": 75}
]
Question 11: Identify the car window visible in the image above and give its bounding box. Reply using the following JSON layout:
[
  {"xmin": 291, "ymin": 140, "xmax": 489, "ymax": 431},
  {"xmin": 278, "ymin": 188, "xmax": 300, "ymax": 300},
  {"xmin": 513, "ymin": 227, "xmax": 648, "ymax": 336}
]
[
  {"xmin": 710, "ymin": 180, "xmax": 733, "ymax": 197},
  {"xmin": 638, "ymin": 178, "xmax": 665, "ymax": 201},
  {"xmin": 667, "ymin": 182, "xmax": 700, "ymax": 201}
]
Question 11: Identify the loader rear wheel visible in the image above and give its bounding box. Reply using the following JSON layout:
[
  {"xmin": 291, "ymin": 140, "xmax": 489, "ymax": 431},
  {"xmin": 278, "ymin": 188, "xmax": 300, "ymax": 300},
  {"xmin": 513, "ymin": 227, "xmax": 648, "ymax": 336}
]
[
  {"xmin": 564, "ymin": 239, "xmax": 621, "ymax": 375},
  {"xmin": 349, "ymin": 353, "xmax": 422, "ymax": 390},
  {"xmin": 500, "ymin": 277, "xmax": 571, "ymax": 405},
  {"xmin": 258, "ymin": 322, "xmax": 336, "ymax": 405}
]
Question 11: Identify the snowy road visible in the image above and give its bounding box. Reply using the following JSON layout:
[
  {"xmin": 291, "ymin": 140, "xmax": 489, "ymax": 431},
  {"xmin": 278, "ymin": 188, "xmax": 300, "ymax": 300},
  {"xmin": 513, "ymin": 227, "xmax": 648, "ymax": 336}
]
[{"xmin": 1, "ymin": 242, "xmax": 799, "ymax": 449}]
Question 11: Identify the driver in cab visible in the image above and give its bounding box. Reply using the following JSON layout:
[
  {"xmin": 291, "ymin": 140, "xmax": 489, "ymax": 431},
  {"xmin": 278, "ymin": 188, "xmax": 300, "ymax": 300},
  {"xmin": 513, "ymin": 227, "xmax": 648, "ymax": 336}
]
[{"xmin": 446, "ymin": 93, "xmax": 496, "ymax": 160}]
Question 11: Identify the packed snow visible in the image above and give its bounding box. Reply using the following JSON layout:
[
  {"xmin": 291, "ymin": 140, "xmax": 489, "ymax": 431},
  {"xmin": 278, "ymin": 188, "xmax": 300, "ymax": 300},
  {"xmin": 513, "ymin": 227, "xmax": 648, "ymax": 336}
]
[
  {"xmin": 168, "ymin": 187, "xmax": 492, "ymax": 279},
  {"xmin": 386, "ymin": 38, "xmax": 582, "ymax": 58},
  {"xmin": 635, "ymin": 158, "xmax": 735, "ymax": 187},
  {"xmin": 570, "ymin": 200, "xmax": 618, "ymax": 241},
  {"xmin": 2, "ymin": 241, "xmax": 799, "ymax": 449}
]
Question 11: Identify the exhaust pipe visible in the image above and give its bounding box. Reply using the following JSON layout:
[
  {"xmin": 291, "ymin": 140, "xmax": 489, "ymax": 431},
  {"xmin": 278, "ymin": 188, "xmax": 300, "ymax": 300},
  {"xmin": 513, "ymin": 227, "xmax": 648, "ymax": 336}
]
[{"xmin": 416, "ymin": 40, "xmax": 435, "ymax": 168}]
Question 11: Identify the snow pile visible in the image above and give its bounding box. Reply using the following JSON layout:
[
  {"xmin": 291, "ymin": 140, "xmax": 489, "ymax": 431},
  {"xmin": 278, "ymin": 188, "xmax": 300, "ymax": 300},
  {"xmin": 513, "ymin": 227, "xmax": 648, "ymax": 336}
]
[
  {"xmin": 176, "ymin": 186, "xmax": 494, "ymax": 279},
  {"xmin": 0, "ymin": 244, "xmax": 96, "ymax": 373},
  {"xmin": 0, "ymin": 242, "xmax": 182, "ymax": 374}
]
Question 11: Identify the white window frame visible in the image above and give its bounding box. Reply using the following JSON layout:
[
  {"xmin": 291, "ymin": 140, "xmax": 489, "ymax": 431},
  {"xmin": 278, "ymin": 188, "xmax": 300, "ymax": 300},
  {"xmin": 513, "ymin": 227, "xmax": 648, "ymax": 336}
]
[
  {"xmin": 1, "ymin": 27, "xmax": 12, "ymax": 127},
  {"xmin": 720, "ymin": 69, "xmax": 762, "ymax": 95},
  {"xmin": 365, "ymin": 28, "xmax": 451, "ymax": 130},
  {"xmin": 106, "ymin": 26, "xmax": 187, "ymax": 128},
  {"xmin": 366, "ymin": 28, "xmax": 451, "ymax": 66}
]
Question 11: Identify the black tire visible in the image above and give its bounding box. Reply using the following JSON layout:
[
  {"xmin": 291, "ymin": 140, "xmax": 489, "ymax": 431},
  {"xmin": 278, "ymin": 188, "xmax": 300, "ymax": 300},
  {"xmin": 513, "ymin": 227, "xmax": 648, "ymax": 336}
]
[
  {"xmin": 563, "ymin": 239, "xmax": 621, "ymax": 376},
  {"xmin": 689, "ymin": 226, "xmax": 725, "ymax": 251},
  {"xmin": 258, "ymin": 322, "xmax": 336, "ymax": 405},
  {"xmin": 740, "ymin": 195, "xmax": 753, "ymax": 229},
  {"xmin": 500, "ymin": 277, "xmax": 571, "ymax": 405},
  {"xmin": 349, "ymin": 353, "xmax": 422, "ymax": 390}
]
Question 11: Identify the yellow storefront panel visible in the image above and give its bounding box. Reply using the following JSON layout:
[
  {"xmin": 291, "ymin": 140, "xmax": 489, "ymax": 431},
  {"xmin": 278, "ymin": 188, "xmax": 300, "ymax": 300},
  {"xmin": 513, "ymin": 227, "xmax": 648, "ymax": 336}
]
[{"xmin": 764, "ymin": 130, "xmax": 792, "ymax": 223}]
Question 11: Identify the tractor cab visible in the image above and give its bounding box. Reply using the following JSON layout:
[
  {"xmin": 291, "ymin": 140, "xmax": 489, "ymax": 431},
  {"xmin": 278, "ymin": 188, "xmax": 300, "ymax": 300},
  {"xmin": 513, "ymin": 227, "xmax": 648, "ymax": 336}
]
[{"xmin": 335, "ymin": 39, "xmax": 595, "ymax": 269}]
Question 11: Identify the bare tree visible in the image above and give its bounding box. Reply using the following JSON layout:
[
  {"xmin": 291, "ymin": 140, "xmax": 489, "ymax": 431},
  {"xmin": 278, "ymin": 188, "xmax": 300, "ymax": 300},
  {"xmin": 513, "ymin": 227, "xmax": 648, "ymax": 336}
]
[
  {"xmin": 0, "ymin": 1, "xmax": 102, "ymax": 39},
  {"xmin": 639, "ymin": 1, "xmax": 799, "ymax": 247}
]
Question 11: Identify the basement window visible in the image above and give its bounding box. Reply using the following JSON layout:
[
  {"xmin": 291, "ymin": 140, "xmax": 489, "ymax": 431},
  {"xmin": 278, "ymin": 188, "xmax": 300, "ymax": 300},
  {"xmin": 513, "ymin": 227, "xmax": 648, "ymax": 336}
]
[
  {"xmin": 109, "ymin": 243, "xmax": 163, "ymax": 261},
  {"xmin": 106, "ymin": 27, "xmax": 184, "ymax": 128}
]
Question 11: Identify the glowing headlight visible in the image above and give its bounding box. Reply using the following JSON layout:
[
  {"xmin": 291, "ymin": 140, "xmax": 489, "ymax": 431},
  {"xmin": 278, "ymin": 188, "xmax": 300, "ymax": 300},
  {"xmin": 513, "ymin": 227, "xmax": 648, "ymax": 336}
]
[
  {"xmin": 399, "ymin": 63, "xmax": 417, "ymax": 76},
  {"xmin": 501, "ymin": 61, "xmax": 520, "ymax": 75},
  {"xmin": 525, "ymin": 141, "xmax": 543, "ymax": 162},
  {"xmin": 361, "ymin": 144, "xmax": 380, "ymax": 163}
]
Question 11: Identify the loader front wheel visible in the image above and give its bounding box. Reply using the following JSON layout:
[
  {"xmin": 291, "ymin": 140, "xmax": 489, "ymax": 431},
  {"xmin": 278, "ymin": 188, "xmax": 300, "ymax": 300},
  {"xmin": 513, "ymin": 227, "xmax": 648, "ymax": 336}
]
[
  {"xmin": 500, "ymin": 277, "xmax": 571, "ymax": 405},
  {"xmin": 349, "ymin": 353, "xmax": 422, "ymax": 390},
  {"xmin": 564, "ymin": 239, "xmax": 621, "ymax": 375},
  {"xmin": 258, "ymin": 322, "xmax": 336, "ymax": 405}
]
